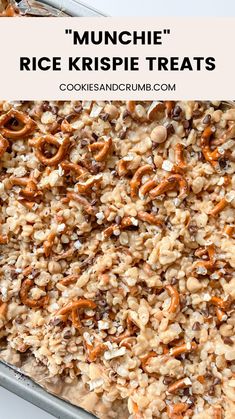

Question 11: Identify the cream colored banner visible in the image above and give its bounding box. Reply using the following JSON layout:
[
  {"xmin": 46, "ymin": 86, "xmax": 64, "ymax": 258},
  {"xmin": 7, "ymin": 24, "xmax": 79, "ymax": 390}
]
[{"xmin": 0, "ymin": 17, "xmax": 234, "ymax": 99}]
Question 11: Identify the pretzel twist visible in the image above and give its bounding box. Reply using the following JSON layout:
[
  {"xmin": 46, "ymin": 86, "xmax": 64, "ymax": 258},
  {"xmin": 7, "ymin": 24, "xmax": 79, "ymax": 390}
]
[
  {"xmin": 210, "ymin": 296, "xmax": 231, "ymax": 311},
  {"xmin": 61, "ymin": 161, "xmax": 88, "ymax": 178},
  {"xmin": 77, "ymin": 176, "xmax": 102, "ymax": 194},
  {"xmin": 169, "ymin": 342, "xmax": 197, "ymax": 357},
  {"xmin": 201, "ymin": 126, "xmax": 221, "ymax": 167},
  {"xmin": 130, "ymin": 165, "xmax": 153, "ymax": 198},
  {"xmin": 103, "ymin": 216, "xmax": 136, "ymax": 238},
  {"xmin": 165, "ymin": 285, "xmax": 180, "ymax": 313},
  {"xmin": 213, "ymin": 406, "xmax": 222, "ymax": 419},
  {"xmin": 55, "ymin": 299, "xmax": 96, "ymax": 329},
  {"xmin": 20, "ymin": 279, "xmax": 49, "ymax": 308},
  {"xmin": 0, "ymin": 300, "xmax": 7, "ymax": 321},
  {"xmin": 194, "ymin": 244, "xmax": 216, "ymax": 271},
  {"xmin": 210, "ymin": 198, "xmax": 228, "ymax": 217},
  {"xmin": 30, "ymin": 135, "xmax": 70, "ymax": 166},
  {"xmin": 167, "ymin": 377, "xmax": 191, "ymax": 394},
  {"xmin": 59, "ymin": 274, "xmax": 79, "ymax": 286},
  {"xmin": 0, "ymin": 134, "xmax": 9, "ymax": 157},
  {"xmin": 139, "ymin": 179, "xmax": 158, "ymax": 197},
  {"xmin": 0, "ymin": 109, "xmax": 36, "ymax": 139},
  {"xmin": 66, "ymin": 191, "xmax": 96, "ymax": 215},
  {"xmin": 172, "ymin": 143, "xmax": 187, "ymax": 174},
  {"xmin": 137, "ymin": 211, "xmax": 163, "ymax": 226},
  {"xmin": 43, "ymin": 232, "xmax": 56, "ymax": 257},
  {"xmin": 167, "ymin": 403, "xmax": 188, "ymax": 419},
  {"xmin": 89, "ymin": 138, "xmax": 112, "ymax": 162},
  {"xmin": 149, "ymin": 174, "xmax": 188, "ymax": 200}
]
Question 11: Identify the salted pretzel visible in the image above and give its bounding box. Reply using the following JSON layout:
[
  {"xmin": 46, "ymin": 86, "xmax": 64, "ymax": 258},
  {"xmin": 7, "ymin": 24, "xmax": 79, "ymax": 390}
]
[
  {"xmin": 29, "ymin": 135, "xmax": 70, "ymax": 166},
  {"xmin": 65, "ymin": 191, "xmax": 96, "ymax": 215},
  {"xmin": 139, "ymin": 179, "xmax": 158, "ymax": 197},
  {"xmin": 130, "ymin": 165, "xmax": 153, "ymax": 198},
  {"xmin": 43, "ymin": 232, "xmax": 56, "ymax": 257},
  {"xmin": 61, "ymin": 161, "xmax": 88, "ymax": 179},
  {"xmin": 201, "ymin": 126, "xmax": 221, "ymax": 167},
  {"xmin": 77, "ymin": 175, "xmax": 102, "ymax": 194},
  {"xmin": 172, "ymin": 143, "xmax": 187, "ymax": 174},
  {"xmin": 85, "ymin": 340, "xmax": 107, "ymax": 362},
  {"xmin": 210, "ymin": 198, "xmax": 228, "ymax": 217},
  {"xmin": 0, "ymin": 134, "xmax": 9, "ymax": 157},
  {"xmin": 55, "ymin": 299, "xmax": 96, "ymax": 329},
  {"xmin": 167, "ymin": 377, "xmax": 191, "ymax": 394},
  {"xmin": 149, "ymin": 174, "xmax": 188, "ymax": 200},
  {"xmin": 165, "ymin": 285, "xmax": 180, "ymax": 314},
  {"xmin": 209, "ymin": 296, "xmax": 231, "ymax": 311},
  {"xmin": 137, "ymin": 211, "xmax": 163, "ymax": 226},
  {"xmin": 61, "ymin": 119, "xmax": 75, "ymax": 133},
  {"xmin": 0, "ymin": 221, "xmax": 8, "ymax": 244},
  {"xmin": 194, "ymin": 244, "xmax": 216, "ymax": 271},
  {"xmin": 20, "ymin": 279, "xmax": 49, "ymax": 308},
  {"xmin": 59, "ymin": 274, "xmax": 79, "ymax": 286},
  {"xmin": 103, "ymin": 216, "xmax": 137, "ymax": 238},
  {"xmin": 88, "ymin": 137, "xmax": 112, "ymax": 162},
  {"xmin": 169, "ymin": 341, "xmax": 197, "ymax": 357},
  {"xmin": 213, "ymin": 406, "xmax": 222, "ymax": 419},
  {"xmin": 0, "ymin": 300, "xmax": 7, "ymax": 323},
  {"xmin": 0, "ymin": 109, "xmax": 36, "ymax": 139},
  {"xmin": 110, "ymin": 317, "xmax": 137, "ymax": 344},
  {"xmin": 43, "ymin": 231, "xmax": 56, "ymax": 258},
  {"xmin": 167, "ymin": 403, "xmax": 188, "ymax": 419},
  {"xmin": 7, "ymin": 176, "xmax": 42, "ymax": 202}
]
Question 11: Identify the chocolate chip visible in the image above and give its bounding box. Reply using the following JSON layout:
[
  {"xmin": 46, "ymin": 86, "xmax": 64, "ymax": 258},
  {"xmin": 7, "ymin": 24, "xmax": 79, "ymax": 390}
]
[
  {"xmin": 208, "ymin": 386, "xmax": 215, "ymax": 396},
  {"xmin": 99, "ymin": 299, "xmax": 108, "ymax": 307},
  {"xmin": 42, "ymin": 101, "xmax": 51, "ymax": 112},
  {"xmin": 118, "ymin": 129, "xmax": 126, "ymax": 140},
  {"xmin": 49, "ymin": 318, "xmax": 62, "ymax": 327},
  {"xmin": 73, "ymin": 105, "xmax": 82, "ymax": 114},
  {"xmin": 218, "ymin": 158, "xmax": 228, "ymax": 170},
  {"xmin": 163, "ymin": 376, "xmax": 173, "ymax": 385},
  {"xmin": 15, "ymin": 317, "xmax": 23, "ymax": 324},
  {"xmin": 172, "ymin": 105, "xmax": 182, "ymax": 119},
  {"xmin": 122, "ymin": 109, "xmax": 131, "ymax": 119},
  {"xmin": 92, "ymin": 133, "xmax": 99, "ymax": 141},
  {"xmin": 66, "ymin": 113, "xmax": 77, "ymax": 123},
  {"xmin": 51, "ymin": 105, "xmax": 58, "ymax": 115},
  {"xmin": 100, "ymin": 113, "xmax": 109, "ymax": 122},
  {"xmin": 182, "ymin": 120, "xmax": 190, "ymax": 129},
  {"xmin": 223, "ymin": 337, "xmax": 233, "ymax": 345},
  {"xmin": 63, "ymin": 330, "xmax": 72, "ymax": 339},
  {"xmin": 187, "ymin": 396, "xmax": 195, "ymax": 406},
  {"xmin": 115, "ymin": 215, "xmax": 122, "ymax": 225},
  {"xmin": 166, "ymin": 123, "xmax": 175, "ymax": 136},
  {"xmin": 183, "ymin": 388, "xmax": 191, "ymax": 396},
  {"xmin": 192, "ymin": 322, "xmax": 201, "ymax": 331},
  {"xmin": 80, "ymin": 139, "xmax": 88, "ymax": 148},
  {"xmin": 171, "ymin": 277, "xmax": 178, "ymax": 285},
  {"xmin": 213, "ymin": 377, "xmax": 221, "ymax": 385},
  {"xmin": 202, "ymin": 114, "xmax": 211, "ymax": 125}
]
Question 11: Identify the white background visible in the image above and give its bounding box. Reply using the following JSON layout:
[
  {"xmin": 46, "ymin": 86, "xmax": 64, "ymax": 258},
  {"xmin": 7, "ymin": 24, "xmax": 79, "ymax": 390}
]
[{"xmin": 1, "ymin": 0, "xmax": 235, "ymax": 418}]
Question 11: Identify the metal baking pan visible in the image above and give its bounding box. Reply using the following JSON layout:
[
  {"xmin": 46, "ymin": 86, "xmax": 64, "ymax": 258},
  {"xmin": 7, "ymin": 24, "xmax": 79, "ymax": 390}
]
[
  {"xmin": 0, "ymin": 0, "xmax": 105, "ymax": 414},
  {"xmin": 0, "ymin": 361, "xmax": 96, "ymax": 418},
  {"xmin": 3, "ymin": 0, "xmax": 106, "ymax": 16}
]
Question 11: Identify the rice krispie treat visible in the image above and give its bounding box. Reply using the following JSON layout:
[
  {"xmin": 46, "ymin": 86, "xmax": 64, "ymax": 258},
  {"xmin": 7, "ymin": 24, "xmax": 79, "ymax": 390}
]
[{"xmin": 0, "ymin": 100, "xmax": 234, "ymax": 418}]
